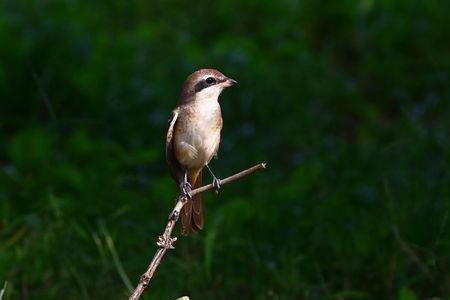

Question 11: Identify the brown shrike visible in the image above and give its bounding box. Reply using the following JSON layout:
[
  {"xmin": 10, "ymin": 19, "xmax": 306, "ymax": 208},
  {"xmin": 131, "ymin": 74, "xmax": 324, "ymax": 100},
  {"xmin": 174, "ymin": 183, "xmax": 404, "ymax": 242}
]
[{"xmin": 166, "ymin": 69, "xmax": 237, "ymax": 235}]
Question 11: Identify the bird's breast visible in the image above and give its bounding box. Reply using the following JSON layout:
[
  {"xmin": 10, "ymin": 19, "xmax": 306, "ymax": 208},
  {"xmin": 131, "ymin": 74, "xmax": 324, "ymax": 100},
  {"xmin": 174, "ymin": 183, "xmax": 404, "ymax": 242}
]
[{"xmin": 174, "ymin": 100, "xmax": 222, "ymax": 169}]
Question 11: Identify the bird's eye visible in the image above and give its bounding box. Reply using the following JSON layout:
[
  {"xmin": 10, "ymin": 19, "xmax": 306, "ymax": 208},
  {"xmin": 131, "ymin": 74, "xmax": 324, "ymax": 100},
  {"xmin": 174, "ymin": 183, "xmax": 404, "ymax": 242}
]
[{"xmin": 205, "ymin": 77, "xmax": 216, "ymax": 84}]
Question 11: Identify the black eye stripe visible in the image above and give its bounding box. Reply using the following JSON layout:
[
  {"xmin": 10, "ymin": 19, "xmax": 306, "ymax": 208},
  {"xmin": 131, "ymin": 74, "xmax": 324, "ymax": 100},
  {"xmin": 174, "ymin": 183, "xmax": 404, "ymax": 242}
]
[
  {"xmin": 193, "ymin": 76, "xmax": 223, "ymax": 93},
  {"xmin": 194, "ymin": 81, "xmax": 209, "ymax": 93}
]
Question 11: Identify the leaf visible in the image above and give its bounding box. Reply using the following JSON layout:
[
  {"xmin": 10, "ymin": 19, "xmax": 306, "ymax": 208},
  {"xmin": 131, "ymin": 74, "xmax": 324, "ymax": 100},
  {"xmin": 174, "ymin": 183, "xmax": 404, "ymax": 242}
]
[
  {"xmin": 7, "ymin": 128, "xmax": 53, "ymax": 168},
  {"xmin": 0, "ymin": 281, "xmax": 7, "ymax": 300},
  {"xmin": 398, "ymin": 288, "xmax": 419, "ymax": 300}
]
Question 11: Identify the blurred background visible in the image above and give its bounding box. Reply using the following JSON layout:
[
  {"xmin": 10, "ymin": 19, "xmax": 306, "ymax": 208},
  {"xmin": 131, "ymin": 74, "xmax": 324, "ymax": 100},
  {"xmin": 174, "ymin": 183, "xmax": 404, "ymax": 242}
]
[{"xmin": 1, "ymin": 0, "xmax": 449, "ymax": 299}]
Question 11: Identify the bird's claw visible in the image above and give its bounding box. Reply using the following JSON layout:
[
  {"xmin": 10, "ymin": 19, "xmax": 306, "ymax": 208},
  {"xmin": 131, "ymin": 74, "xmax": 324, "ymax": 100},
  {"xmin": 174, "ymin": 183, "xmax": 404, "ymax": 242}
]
[
  {"xmin": 212, "ymin": 177, "xmax": 221, "ymax": 192},
  {"xmin": 181, "ymin": 182, "xmax": 192, "ymax": 198}
]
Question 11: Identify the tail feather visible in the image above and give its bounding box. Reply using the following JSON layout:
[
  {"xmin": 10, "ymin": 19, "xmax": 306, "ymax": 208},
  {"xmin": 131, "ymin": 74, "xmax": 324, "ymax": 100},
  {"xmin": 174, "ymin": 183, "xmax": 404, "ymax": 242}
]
[
  {"xmin": 181, "ymin": 197, "xmax": 193, "ymax": 235},
  {"xmin": 192, "ymin": 173, "xmax": 203, "ymax": 231},
  {"xmin": 181, "ymin": 170, "xmax": 203, "ymax": 235}
]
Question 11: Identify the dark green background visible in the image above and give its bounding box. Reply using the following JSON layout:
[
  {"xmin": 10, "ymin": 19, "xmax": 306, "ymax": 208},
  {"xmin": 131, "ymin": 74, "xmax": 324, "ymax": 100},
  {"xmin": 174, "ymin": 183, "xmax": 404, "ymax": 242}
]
[{"xmin": 1, "ymin": 1, "xmax": 449, "ymax": 299}]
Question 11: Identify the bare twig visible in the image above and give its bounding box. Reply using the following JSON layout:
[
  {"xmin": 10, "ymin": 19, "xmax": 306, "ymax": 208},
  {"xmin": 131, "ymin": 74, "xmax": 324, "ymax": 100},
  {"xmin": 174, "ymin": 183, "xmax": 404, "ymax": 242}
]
[
  {"xmin": 392, "ymin": 225, "xmax": 431, "ymax": 277},
  {"xmin": 128, "ymin": 162, "xmax": 266, "ymax": 300}
]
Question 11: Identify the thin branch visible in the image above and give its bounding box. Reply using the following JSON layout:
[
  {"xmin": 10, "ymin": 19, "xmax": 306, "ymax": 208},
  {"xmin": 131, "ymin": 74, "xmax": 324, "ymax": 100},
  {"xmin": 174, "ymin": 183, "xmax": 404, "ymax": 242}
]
[
  {"xmin": 99, "ymin": 222, "xmax": 134, "ymax": 292},
  {"xmin": 128, "ymin": 162, "xmax": 267, "ymax": 300},
  {"xmin": 32, "ymin": 72, "xmax": 57, "ymax": 121}
]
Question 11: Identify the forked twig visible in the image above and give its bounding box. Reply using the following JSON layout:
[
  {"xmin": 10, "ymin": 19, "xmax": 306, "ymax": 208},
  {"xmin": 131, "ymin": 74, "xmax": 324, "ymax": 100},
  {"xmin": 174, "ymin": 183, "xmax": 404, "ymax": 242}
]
[{"xmin": 128, "ymin": 163, "xmax": 267, "ymax": 300}]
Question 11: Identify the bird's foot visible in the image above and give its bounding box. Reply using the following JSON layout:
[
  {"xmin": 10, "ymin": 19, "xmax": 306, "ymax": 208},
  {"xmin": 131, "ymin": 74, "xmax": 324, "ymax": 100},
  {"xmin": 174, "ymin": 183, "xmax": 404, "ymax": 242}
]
[
  {"xmin": 181, "ymin": 181, "xmax": 192, "ymax": 198},
  {"xmin": 212, "ymin": 177, "xmax": 221, "ymax": 193},
  {"xmin": 205, "ymin": 164, "xmax": 221, "ymax": 193}
]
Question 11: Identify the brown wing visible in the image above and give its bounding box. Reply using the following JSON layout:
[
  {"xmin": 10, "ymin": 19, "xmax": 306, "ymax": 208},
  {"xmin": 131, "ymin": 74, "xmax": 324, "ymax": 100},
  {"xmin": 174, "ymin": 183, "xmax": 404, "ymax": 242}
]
[{"xmin": 166, "ymin": 108, "xmax": 184, "ymax": 188}]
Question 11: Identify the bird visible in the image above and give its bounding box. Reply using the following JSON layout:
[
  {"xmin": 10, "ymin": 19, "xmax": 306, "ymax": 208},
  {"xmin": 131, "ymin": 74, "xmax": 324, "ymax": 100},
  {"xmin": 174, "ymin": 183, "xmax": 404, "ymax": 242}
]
[{"xmin": 165, "ymin": 68, "xmax": 237, "ymax": 235}]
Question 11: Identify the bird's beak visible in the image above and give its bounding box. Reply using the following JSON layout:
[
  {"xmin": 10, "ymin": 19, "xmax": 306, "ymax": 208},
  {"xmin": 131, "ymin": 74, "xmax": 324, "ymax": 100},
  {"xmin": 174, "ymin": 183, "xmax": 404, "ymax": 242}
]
[{"xmin": 223, "ymin": 78, "xmax": 237, "ymax": 87}]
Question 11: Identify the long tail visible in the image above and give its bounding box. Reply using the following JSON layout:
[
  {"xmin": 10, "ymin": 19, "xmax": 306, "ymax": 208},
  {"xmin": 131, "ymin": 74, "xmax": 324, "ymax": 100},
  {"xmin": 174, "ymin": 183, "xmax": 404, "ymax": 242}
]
[{"xmin": 182, "ymin": 170, "xmax": 203, "ymax": 235}]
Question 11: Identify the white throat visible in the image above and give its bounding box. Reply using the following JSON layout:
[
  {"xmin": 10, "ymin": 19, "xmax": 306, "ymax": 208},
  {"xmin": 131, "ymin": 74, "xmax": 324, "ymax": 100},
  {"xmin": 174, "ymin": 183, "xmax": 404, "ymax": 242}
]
[{"xmin": 195, "ymin": 85, "xmax": 223, "ymax": 104}]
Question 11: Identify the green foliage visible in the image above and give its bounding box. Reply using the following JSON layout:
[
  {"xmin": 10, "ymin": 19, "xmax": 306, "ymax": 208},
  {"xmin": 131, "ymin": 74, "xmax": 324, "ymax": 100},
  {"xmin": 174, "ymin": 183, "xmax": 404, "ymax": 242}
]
[
  {"xmin": 1, "ymin": 0, "xmax": 449, "ymax": 299},
  {"xmin": 397, "ymin": 288, "xmax": 419, "ymax": 300}
]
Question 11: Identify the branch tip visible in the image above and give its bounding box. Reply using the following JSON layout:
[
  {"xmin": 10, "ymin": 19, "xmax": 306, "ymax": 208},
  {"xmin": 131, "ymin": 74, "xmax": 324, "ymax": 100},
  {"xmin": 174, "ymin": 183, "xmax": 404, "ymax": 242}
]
[{"xmin": 128, "ymin": 162, "xmax": 266, "ymax": 300}]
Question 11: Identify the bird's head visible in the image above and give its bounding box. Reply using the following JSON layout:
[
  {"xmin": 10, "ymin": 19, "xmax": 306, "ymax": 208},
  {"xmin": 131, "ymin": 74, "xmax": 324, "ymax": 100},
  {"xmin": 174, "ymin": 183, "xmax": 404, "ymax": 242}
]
[{"xmin": 180, "ymin": 69, "xmax": 237, "ymax": 103}]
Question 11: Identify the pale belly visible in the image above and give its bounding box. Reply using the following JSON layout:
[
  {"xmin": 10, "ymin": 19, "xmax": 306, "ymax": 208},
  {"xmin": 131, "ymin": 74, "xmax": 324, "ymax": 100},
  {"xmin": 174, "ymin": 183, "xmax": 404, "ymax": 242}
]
[{"xmin": 174, "ymin": 102, "xmax": 222, "ymax": 169}]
